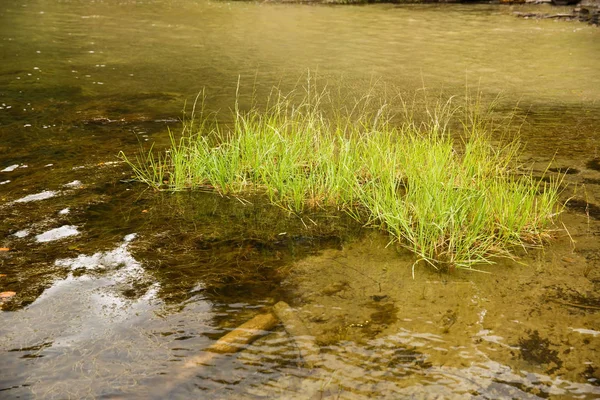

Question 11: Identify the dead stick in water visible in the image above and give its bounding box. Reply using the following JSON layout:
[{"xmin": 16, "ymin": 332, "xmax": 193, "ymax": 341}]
[
  {"xmin": 157, "ymin": 302, "xmax": 324, "ymax": 398},
  {"xmin": 272, "ymin": 301, "xmax": 322, "ymax": 369},
  {"xmin": 184, "ymin": 312, "xmax": 279, "ymax": 366},
  {"xmin": 155, "ymin": 311, "xmax": 279, "ymax": 398},
  {"xmin": 272, "ymin": 302, "xmax": 343, "ymax": 400}
]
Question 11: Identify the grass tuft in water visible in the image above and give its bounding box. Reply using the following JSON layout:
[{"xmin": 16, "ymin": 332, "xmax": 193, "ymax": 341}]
[{"xmin": 120, "ymin": 83, "xmax": 563, "ymax": 272}]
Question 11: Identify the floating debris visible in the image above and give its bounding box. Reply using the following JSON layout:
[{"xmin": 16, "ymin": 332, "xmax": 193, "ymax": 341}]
[
  {"xmin": 35, "ymin": 225, "xmax": 80, "ymax": 243},
  {"xmin": 58, "ymin": 208, "xmax": 70, "ymax": 215},
  {"xmin": 0, "ymin": 180, "xmax": 10, "ymax": 185}
]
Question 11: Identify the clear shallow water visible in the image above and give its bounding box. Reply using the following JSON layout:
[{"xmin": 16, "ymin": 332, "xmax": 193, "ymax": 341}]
[{"xmin": 0, "ymin": 0, "xmax": 599, "ymax": 399}]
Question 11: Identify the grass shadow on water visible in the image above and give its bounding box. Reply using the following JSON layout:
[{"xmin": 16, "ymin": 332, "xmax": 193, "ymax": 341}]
[{"xmin": 128, "ymin": 190, "xmax": 365, "ymax": 305}]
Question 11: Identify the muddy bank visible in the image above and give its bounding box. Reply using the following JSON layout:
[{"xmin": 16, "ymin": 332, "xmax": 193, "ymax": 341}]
[
  {"xmin": 514, "ymin": 3, "xmax": 599, "ymax": 24},
  {"xmin": 256, "ymin": 0, "xmax": 600, "ymax": 26}
]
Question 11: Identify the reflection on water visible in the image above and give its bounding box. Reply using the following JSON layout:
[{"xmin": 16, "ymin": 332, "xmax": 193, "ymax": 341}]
[
  {"xmin": 35, "ymin": 224, "xmax": 79, "ymax": 242},
  {"xmin": 11, "ymin": 190, "xmax": 57, "ymax": 204},
  {"xmin": 1, "ymin": 0, "xmax": 599, "ymax": 398}
]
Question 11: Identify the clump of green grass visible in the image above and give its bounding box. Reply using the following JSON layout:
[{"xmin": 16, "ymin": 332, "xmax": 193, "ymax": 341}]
[{"xmin": 120, "ymin": 83, "xmax": 563, "ymax": 273}]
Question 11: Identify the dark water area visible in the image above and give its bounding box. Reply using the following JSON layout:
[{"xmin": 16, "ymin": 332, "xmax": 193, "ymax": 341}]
[{"xmin": 1, "ymin": 0, "xmax": 599, "ymax": 398}]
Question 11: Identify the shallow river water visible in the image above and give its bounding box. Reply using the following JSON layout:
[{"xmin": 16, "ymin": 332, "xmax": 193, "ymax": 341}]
[{"xmin": 1, "ymin": 0, "xmax": 599, "ymax": 399}]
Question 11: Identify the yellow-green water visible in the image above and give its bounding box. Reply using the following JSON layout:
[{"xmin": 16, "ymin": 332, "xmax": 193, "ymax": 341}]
[{"xmin": 0, "ymin": 0, "xmax": 599, "ymax": 398}]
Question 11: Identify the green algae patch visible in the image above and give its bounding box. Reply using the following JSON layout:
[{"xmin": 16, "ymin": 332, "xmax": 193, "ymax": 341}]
[{"xmin": 120, "ymin": 84, "xmax": 563, "ymax": 272}]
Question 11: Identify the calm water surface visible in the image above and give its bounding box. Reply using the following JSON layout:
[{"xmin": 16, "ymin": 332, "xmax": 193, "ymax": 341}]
[{"xmin": 1, "ymin": 1, "xmax": 599, "ymax": 399}]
